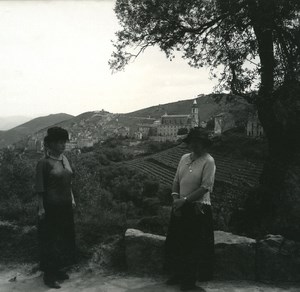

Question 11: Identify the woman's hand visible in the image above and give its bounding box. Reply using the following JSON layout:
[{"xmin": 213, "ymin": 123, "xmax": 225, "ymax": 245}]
[
  {"xmin": 71, "ymin": 189, "xmax": 76, "ymax": 209},
  {"xmin": 38, "ymin": 207, "xmax": 45, "ymax": 220},
  {"xmin": 171, "ymin": 193, "xmax": 180, "ymax": 202},
  {"xmin": 173, "ymin": 198, "xmax": 186, "ymax": 211}
]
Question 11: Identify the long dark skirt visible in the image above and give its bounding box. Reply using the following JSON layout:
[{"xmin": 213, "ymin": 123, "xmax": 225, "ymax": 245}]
[
  {"xmin": 164, "ymin": 202, "xmax": 214, "ymax": 283},
  {"xmin": 38, "ymin": 204, "xmax": 76, "ymax": 273}
]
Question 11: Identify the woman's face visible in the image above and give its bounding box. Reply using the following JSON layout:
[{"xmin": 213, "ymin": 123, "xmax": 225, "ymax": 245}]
[
  {"xmin": 188, "ymin": 140, "xmax": 205, "ymax": 154},
  {"xmin": 49, "ymin": 140, "xmax": 66, "ymax": 154}
]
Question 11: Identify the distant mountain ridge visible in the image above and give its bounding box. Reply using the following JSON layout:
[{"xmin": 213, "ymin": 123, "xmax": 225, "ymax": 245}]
[
  {"xmin": 0, "ymin": 113, "xmax": 74, "ymax": 148},
  {"xmin": 124, "ymin": 93, "xmax": 251, "ymax": 121},
  {"xmin": 0, "ymin": 116, "xmax": 33, "ymax": 131}
]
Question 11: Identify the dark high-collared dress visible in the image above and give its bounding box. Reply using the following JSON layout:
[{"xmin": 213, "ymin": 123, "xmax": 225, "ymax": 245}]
[{"xmin": 35, "ymin": 153, "xmax": 76, "ymax": 273}]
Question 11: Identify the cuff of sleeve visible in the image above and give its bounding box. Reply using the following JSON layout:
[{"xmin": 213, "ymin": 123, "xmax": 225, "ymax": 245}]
[{"xmin": 201, "ymin": 184, "xmax": 213, "ymax": 192}]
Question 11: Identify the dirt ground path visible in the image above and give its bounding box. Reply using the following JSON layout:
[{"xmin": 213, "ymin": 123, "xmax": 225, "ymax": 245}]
[{"xmin": 0, "ymin": 264, "xmax": 299, "ymax": 292}]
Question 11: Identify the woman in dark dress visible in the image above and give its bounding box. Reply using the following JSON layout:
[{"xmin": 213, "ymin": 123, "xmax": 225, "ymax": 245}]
[
  {"xmin": 35, "ymin": 127, "xmax": 76, "ymax": 289},
  {"xmin": 165, "ymin": 128, "xmax": 216, "ymax": 291}
]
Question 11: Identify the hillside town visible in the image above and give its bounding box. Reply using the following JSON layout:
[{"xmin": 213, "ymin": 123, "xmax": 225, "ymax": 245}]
[{"xmin": 5, "ymin": 96, "xmax": 264, "ymax": 154}]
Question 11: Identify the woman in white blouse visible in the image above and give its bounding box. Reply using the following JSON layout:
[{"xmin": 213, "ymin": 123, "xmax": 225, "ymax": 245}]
[{"xmin": 165, "ymin": 128, "xmax": 216, "ymax": 291}]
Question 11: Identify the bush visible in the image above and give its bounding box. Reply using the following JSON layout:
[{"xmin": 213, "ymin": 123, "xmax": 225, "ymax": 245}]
[
  {"xmin": 73, "ymin": 172, "xmax": 127, "ymax": 255},
  {"xmin": 142, "ymin": 198, "xmax": 160, "ymax": 216},
  {"xmin": 157, "ymin": 185, "xmax": 172, "ymax": 205},
  {"xmin": 146, "ymin": 141, "xmax": 178, "ymax": 154},
  {"xmin": 177, "ymin": 128, "xmax": 188, "ymax": 135},
  {"xmin": 136, "ymin": 216, "xmax": 165, "ymax": 235},
  {"xmin": 0, "ymin": 149, "xmax": 36, "ymax": 225},
  {"xmin": 142, "ymin": 179, "xmax": 159, "ymax": 198},
  {"xmin": 0, "ymin": 147, "xmax": 170, "ymax": 261},
  {"xmin": 210, "ymin": 132, "xmax": 267, "ymax": 160}
]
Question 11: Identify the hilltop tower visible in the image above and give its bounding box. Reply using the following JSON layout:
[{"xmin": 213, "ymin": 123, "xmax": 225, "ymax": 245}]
[{"xmin": 191, "ymin": 99, "xmax": 199, "ymax": 128}]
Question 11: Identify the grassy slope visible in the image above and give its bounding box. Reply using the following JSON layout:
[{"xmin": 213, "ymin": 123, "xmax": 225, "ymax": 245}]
[{"xmin": 0, "ymin": 113, "xmax": 74, "ymax": 147}]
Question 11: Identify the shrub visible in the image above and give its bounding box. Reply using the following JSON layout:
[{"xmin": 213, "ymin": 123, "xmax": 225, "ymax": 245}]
[
  {"xmin": 142, "ymin": 198, "xmax": 160, "ymax": 216},
  {"xmin": 0, "ymin": 147, "xmax": 170, "ymax": 261},
  {"xmin": 142, "ymin": 179, "xmax": 159, "ymax": 198},
  {"xmin": 0, "ymin": 149, "xmax": 36, "ymax": 225},
  {"xmin": 146, "ymin": 141, "xmax": 178, "ymax": 154},
  {"xmin": 177, "ymin": 128, "xmax": 188, "ymax": 135},
  {"xmin": 157, "ymin": 185, "xmax": 172, "ymax": 205},
  {"xmin": 73, "ymin": 174, "xmax": 127, "ymax": 255},
  {"xmin": 136, "ymin": 216, "xmax": 165, "ymax": 235}
]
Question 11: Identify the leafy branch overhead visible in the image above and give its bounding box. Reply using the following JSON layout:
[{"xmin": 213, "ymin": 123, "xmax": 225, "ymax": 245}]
[{"xmin": 109, "ymin": 0, "xmax": 300, "ymax": 95}]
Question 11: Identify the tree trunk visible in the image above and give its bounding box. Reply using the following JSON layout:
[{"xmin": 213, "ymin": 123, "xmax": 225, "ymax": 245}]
[
  {"xmin": 247, "ymin": 0, "xmax": 300, "ymax": 240},
  {"xmin": 255, "ymin": 81, "xmax": 300, "ymax": 241}
]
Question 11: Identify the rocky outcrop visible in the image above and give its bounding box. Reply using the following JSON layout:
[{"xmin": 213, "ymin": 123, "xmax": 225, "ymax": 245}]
[
  {"xmin": 125, "ymin": 228, "xmax": 256, "ymax": 279},
  {"xmin": 125, "ymin": 229, "xmax": 300, "ymax": 282},
  {"xmin": 89, "ymin": 236, "xmax": 126, "ymax": 270},
  {"xmin": 256, "ymin": 234, "xmax": 300, "ymax": 282},
  {"xmin": 125, "ymin": 229, "xmax": 165, "ymax": 275},
  {"xmin": 214, "ymin": 231, "xmax": 256, "ymax": 280}
]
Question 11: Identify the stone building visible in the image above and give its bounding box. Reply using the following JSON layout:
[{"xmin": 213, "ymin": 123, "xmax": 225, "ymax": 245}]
[
  {"xmin": 134, "ymin": 132, "xmax": 143, "ymax": 140},
  {"xmin": 65, "ymin": 141, "xmax": 78, "ymax": 151},
  {"xmin": 136, "ymin": 124, "xmax": 155, "ymax": 139},
  {"xmin": 151, "ymin": 99, "xmax": 200, "ymax": 142},
  {"xmin": 77, "ymin": 138, "xmax": 94, "ymax": 148},
  {"xmin": 247, "ymin": 112, "xmax": 264, "ymax": 138},
  {"xmin": 157, "ymin": 114, "xmax": 190, "ymax": 136},
  {"xmin": 26, "ymin": 138, "xmax": 38, "ymax": 151},
  {"xmin": 214, "ymin": 113, "xmax": 236, "ymax": 135},
  {"xmin": 191, "ymin": 99, "xmax": 199, "ymax": 127},
  {"xmin": 200, "ymin": 121, "xmax": 208, "ymax": 128},
  {"xmin": 114, "ymin": 126, "xmax": 130, "ymax": 137}
]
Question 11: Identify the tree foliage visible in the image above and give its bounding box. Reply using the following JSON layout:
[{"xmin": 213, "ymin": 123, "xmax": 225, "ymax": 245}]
[{"xmin": 110, "ymin": 0, "xmax": 300, "ymax": 95}]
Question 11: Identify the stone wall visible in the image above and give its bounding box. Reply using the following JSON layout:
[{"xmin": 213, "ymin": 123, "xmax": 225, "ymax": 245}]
[{"xmin": 125, "ymin": 228, "xmax": 300, "ymax": 282}]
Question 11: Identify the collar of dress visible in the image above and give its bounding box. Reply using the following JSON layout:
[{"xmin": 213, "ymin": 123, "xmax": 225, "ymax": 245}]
[
  {"xmin": 46, "ymin": 150, "xmax": 63, "ymax": 161},
  {"xmin": 46, "ymin": 150, "xmax": 73, "ymax": 173},
  {"xmin": 186, "ymin": 152, "xmax": 207, "ymax": 165}
]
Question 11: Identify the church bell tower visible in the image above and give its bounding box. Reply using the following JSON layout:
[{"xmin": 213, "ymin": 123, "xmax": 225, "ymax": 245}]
[{"xmin": 191, "ymin": 99, "xmax": 199, "ymax": 128}]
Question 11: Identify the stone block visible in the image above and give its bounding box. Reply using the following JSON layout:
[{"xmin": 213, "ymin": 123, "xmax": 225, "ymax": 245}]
[
  {"xmin": 256, "ymin": 234, "xmax": 300, "ymax": 282},
  {"xmin": 125, "ymin": 229, "xmax": 165, "ymax": 275},
  {"xmin": 214, "ymin": 231, "xmax": 256, "ymax": 280}
]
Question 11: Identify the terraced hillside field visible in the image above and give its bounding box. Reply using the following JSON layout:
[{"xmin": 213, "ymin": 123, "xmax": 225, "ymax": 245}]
[{"xmin": 126, "ymin": 145, "xmax": 264, "ymax": 187}]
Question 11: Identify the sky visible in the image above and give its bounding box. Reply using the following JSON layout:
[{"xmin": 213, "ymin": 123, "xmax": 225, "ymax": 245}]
[{"xmin": 0, "ymin": 0, "xmax": 216, "ymax": 119}]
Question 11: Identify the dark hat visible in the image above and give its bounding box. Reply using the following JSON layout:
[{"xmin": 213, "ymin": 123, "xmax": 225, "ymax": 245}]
[
  {"xmin": 182, "ymin": 127, "xmax": 213, "ymax": 147},
  {"xmin": 44, "ymin": 127, "xmax": 69, "ymax": 145}
]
